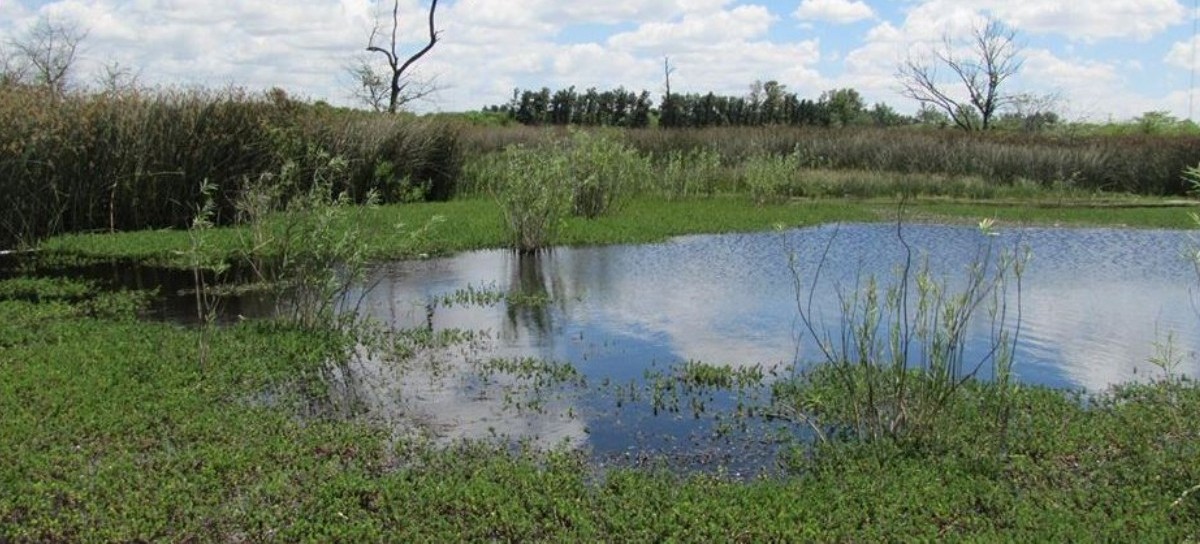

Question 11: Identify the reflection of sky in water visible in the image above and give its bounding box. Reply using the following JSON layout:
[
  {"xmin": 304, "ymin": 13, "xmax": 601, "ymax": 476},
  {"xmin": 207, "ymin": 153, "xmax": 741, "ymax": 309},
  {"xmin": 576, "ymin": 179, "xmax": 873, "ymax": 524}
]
[{"xmin": 341, "ymin": 224, "xmax": 1200, "ymax": 463}]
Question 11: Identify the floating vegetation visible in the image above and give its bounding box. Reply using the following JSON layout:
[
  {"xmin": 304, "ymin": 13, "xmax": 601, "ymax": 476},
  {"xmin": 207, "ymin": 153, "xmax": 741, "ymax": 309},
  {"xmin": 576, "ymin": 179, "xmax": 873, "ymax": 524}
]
[
  {"xmin": 436, "ymin": 282, "xmax": 554, "ymax": 310},
  {"xmin": 475, "ymin": 357, "xmax": 585, "ymax": 389}
]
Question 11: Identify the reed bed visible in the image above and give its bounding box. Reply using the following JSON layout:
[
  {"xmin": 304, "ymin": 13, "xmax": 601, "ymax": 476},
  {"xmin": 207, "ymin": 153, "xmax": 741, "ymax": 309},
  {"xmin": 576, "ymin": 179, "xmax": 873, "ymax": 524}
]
[{"xmin": 0, "ymin": 85, "xmax": 462, "ymax": 248}]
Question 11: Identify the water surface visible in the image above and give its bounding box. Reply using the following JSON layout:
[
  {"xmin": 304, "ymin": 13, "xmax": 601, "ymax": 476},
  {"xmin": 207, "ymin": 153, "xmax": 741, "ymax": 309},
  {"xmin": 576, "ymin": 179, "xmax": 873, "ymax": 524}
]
[{"xmin": 331, "ymin": 223, "xmax": 1200, "ymax": 472}]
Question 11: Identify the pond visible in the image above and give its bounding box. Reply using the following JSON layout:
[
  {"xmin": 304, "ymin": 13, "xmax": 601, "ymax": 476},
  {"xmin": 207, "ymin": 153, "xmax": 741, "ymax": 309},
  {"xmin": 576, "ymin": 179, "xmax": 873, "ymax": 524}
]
[
  {"xmin": 9, "ymin": 223, "xmax": 1195, "ymax": 475},
  {"xmin": 326, "ymin": 223, "xmax": 1200, "ymax": 475}
]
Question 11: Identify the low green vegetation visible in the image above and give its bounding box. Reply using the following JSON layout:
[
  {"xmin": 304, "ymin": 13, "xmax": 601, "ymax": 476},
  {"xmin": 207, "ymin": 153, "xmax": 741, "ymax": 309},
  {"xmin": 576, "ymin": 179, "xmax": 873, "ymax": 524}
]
[
  {"xmin": 1, "ymin": 285, "xmax": 1198, "ymax": 539},
  {"xmin": 38, "ymin": 195, "xmax": 1195, "ymax": 267}
]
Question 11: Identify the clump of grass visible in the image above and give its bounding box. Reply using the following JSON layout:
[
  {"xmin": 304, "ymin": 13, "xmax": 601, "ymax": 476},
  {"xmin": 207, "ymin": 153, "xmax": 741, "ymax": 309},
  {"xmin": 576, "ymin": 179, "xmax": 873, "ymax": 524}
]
[
  {"xmin": 476, "ymin": 357, "xmax": 585, "ymax": 388},
  {"xmin": 656, "ymin": 147, "xmax": 726, "ymax": 199},
  {"xmin": 0, "ymin": 276, "xmax": 95, "ymax": 302},
  {"xmin": 782, "ymin": 217, "xmax": 1026, "ymax": 447},
  {"xmin": 677, "ymin": 360, "xmax": 766, "ymax": 389}
]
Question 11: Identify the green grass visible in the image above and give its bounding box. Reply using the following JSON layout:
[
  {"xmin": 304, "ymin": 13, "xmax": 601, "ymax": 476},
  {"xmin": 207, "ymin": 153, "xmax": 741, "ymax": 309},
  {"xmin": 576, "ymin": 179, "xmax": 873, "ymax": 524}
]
[
  {"xmin": 1, "ymin": 292, "xmax": 1198, "ymax": 539},
  {"xmin": 7, "ymin": 222, "xmax": 1200, "ymax": 539},
  {"xmin": 39, "ymin": 195, "xmax": 1196, "ymax": 267},
  {"xmin": 10, "ymin": 193, "xmax": 1200, "ymax": 539}
]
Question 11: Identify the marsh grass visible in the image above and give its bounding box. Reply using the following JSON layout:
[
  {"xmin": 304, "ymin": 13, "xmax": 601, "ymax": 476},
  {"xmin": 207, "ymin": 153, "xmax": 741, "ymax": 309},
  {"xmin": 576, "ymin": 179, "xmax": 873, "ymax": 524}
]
[{"xmin": 0, "ymin": 85, "xmax": 463, "ymax": 249}]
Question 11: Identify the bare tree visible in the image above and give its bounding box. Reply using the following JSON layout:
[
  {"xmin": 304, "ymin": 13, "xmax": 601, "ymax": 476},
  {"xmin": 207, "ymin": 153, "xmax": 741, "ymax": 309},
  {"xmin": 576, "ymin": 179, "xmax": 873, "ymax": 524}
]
[
  {"xmin": 897, "ymin": 17, "xmax": 1023, "ymax": 131},
  {"xmin": 346, "ymin": 55, "xmax": 390, "ymax": 112},
  {"xmin": 95, "ymin": 59, "xmax": 141, "ymax": 95},
  {"xmin": 365, "ymin": 0, "xmax": 441, "ymax": 113},
  {"xmin": 0, "ymin": 44, "xmax": 29, "ymax": 87},
  {"xmin": 9, "ymin": 15, "xmax": 88, "ymax": 98}
]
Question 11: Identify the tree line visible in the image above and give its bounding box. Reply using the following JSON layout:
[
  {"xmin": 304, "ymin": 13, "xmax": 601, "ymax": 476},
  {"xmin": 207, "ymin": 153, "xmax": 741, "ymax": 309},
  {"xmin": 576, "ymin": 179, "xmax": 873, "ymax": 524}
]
[{"xmin": 484, "ymin": 82, "xmax": 914, "ymax": 129}]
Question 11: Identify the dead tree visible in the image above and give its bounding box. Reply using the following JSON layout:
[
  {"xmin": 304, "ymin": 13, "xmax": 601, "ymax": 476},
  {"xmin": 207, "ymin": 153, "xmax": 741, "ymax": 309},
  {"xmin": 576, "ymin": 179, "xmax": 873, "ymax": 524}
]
[
  {"xmin": 897, "ymin": 17, "xmax": 1023, "ymax": 131},
  {"xmin": 365, "ymin": 0, "xmax": 441, "ymax": 113}
]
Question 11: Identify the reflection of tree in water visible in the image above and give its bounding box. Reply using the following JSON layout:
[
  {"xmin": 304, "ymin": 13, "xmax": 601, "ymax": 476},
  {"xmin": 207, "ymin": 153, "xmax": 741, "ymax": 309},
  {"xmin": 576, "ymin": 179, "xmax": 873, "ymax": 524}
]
[{"xmin": 504, "ymin": 251, "xmax": 565, "ymax": 338}]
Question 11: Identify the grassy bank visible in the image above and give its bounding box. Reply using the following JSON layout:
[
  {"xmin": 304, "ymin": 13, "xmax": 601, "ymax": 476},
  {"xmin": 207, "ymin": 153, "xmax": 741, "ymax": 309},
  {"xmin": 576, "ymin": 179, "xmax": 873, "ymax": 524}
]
[
  {"xmin": 1, "ymin": 284, "xmax": 1198, "ymax": 540},
  {"xmin": 37, "ymin": 195, "xmax": 1196, "ymax": 267}
]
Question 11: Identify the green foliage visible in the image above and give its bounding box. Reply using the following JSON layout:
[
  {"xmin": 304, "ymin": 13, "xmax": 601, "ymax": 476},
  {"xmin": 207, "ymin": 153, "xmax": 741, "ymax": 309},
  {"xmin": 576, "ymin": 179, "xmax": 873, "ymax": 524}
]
[
  {"xmin": 656, "ymin": 147, "xmax": 725, "ymax": 199},
  {"xmin": 743, "ymin": 151, "xmax": 801, "ymax": 205},
  {"xmin": 565, "ymin": 130, "xmax": 650, "ymax": 218},
  {"xmin": 490, "ymin": 144, "xmax": 574, "ymax": 253}
]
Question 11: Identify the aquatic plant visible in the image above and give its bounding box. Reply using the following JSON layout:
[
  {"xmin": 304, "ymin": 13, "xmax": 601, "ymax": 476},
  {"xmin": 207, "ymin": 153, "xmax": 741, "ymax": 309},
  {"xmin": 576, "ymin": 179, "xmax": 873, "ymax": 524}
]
[{"xmin": 781, "ymin": 212, "xmax": 1026, "ymax": 447}]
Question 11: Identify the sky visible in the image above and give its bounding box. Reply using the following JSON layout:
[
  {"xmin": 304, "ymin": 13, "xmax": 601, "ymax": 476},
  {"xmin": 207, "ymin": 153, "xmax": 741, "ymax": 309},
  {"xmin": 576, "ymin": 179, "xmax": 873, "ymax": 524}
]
[{"xmin": 2, "ymin": 0, "xmax": 1199, "ymax": 121}]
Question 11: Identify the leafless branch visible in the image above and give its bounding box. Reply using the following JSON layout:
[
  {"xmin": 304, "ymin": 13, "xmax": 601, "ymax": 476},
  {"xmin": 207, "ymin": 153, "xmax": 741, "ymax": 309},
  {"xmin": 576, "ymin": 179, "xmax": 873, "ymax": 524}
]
[
  {"xmin": 896, "ymin": 17, "xmax": 1023, "ymax": 131},
  {"xmin": 9, "ymin": 15, "xmax": 88, "ymax": 98},
  {"xmin": 365, "ymin": 0, "xmax": 441, "ymax": 113}
]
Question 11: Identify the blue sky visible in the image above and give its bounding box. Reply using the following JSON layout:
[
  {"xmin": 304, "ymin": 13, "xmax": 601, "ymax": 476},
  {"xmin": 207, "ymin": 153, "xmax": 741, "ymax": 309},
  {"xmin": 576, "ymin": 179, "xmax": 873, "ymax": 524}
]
[{"xmin": 2, "ymin": 0, "xmax": 1198, "ymax": 121}]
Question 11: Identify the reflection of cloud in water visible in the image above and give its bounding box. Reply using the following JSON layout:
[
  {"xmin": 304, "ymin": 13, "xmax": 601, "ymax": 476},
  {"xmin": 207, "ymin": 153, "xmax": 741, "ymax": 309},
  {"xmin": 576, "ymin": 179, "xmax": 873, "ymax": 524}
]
[
  {"xmin": 1015, "ymin": 280, "xmax": 1200, "ymax": 390},
  {"xmin": 325, "ymin": 342, "xmax": 588, "ymax": 450},
  {"xmin": 337, "ymin": 223, "xmax": 1200, "ymax": 436}
]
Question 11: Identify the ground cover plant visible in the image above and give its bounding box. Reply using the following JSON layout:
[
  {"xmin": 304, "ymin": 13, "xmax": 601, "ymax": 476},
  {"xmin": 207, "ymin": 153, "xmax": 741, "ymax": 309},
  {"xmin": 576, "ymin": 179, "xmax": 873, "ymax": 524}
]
[{"xmin": 2, "ymin": 279, "xmax": 1199, "ymax": 540}]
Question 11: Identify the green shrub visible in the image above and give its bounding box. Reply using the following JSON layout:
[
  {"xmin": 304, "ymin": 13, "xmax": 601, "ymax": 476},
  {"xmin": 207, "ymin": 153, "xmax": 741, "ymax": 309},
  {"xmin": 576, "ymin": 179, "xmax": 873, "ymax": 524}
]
[
  {"xmin": 743, "ymin": 152, "xmax": 801, "ymax": 205},
  {"xmin": 566, "ymin": 130, "xmax": 649, "ymax": 218},
  {"xmin": 490, "ymin": 144, "xmax": 573, "ymax": 253}
]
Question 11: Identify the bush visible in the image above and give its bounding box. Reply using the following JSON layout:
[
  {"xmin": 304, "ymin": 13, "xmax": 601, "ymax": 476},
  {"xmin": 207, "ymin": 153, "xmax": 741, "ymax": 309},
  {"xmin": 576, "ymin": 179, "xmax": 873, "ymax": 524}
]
[
  {"xmin": 565, "ymin": 130, "xmax": 650, "ymax": 218},
  {"xmin": 490, "ymin": 144, "xmax": 573, "ymax": 253}
]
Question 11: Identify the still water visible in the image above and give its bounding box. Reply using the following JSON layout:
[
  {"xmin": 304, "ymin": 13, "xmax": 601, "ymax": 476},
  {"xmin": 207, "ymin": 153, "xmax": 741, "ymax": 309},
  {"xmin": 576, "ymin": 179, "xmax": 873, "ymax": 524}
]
[{"xmin": 328, "ymin": 223, "xmax": 1199, "ymax": 472}]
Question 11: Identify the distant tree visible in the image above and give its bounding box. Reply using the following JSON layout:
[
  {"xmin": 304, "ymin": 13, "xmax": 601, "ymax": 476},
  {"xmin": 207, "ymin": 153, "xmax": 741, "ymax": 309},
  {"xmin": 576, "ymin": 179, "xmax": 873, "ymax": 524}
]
[
  {"xmin": 760, "ymin": 80, "xmax": 788, "ymax": 124},
  {"xmin": 868, "ymin": 102, "xmax": 908, "ymax": 127},
  {"xmin": 997, "ymin": 92, "xmax": 1061, "ymax": 132},
  {"xmin": 914, "ymin": 104, "xmax": 952, "ymax": 128},
  {"xmin": 95, "ymin": 60, "xmax": 140, "ymax": 95},
  {"xmin": 897, "ymin": 17, "xmax": 1023, "ymax": 131},
  {"xmin": 819, "ymin": 88, "xmax": 866, "ymax": 127},
  {"xmin": 364, "ymin": 0, "xmax": 441, "ymax": 113},
  {"xmin": 346, "ymin": 55, "xmax": 391, "ymax": 112},
  {"xmin": 0, "ymin": 44, "xmax": 28, "ymax": 87},
  {"xmin": 1134, "ymin": 111, "xmax": 1182, "ymax": 134},
  {"xmin": 7, "ymin": 15, "xmax": 87, "ymax": 97}
]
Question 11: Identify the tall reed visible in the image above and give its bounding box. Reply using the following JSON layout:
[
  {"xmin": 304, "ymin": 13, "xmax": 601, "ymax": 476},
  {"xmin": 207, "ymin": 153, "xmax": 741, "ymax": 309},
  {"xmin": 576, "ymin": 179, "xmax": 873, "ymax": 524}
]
[{"xmin": 0, "ymin": 85, "xmax": 464, "ymax": 249}]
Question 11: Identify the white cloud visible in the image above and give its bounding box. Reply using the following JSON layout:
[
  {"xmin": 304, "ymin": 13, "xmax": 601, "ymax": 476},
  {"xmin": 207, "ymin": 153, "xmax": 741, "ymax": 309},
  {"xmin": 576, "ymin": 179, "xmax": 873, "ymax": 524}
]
[
  {"xmin": 1166, "ymin": 35, "xmax": 1200, "ymax": 70},
  {"xmin": 793, "ymin": 0, "xmax": 875, "ymax": 24},
  {"xmin": 0, "ymin": 0, "xmax": 1194, "ymax": 119},
  {"xmin": 607, "ymin": 5, "xmax": 776, "ymax": 51},
  {"xmin": 991, "ymin": 0, "xmax": 1187, "ymax": 42}
]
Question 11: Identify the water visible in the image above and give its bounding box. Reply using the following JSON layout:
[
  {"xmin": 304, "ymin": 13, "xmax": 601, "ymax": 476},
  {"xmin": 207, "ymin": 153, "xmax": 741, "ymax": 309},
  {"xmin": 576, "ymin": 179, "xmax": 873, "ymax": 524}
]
[
  {"xmin": 10, "ymin": 224, "xmax": 1197, "ymax": 475},
  {"xmin": 329, "ymin": 223, "xmax": 1200, "ymax": 473}
]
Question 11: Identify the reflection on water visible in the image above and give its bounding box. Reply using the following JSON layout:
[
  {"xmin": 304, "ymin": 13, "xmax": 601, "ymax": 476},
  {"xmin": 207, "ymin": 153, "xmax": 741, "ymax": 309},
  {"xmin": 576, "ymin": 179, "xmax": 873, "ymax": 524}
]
[
  {"xmin": 335, "ymin": 223, "xmax": 1200, "ymax": 471},
  {"xmin": 13, "ymin": 225, "xmax": 1194, "ymax": 473}
]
